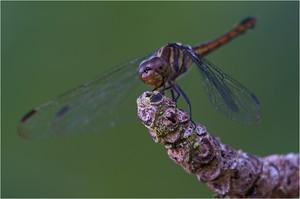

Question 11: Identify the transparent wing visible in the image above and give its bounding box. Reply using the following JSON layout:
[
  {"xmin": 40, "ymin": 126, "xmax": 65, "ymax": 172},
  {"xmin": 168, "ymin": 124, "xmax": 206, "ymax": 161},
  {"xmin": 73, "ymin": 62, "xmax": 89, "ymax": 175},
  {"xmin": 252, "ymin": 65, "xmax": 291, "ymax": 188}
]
[
  {"xmin": 195, "ymin": 56, "xmax": 261, "ymax": 124},
  {"xmin": 168, "ymin": 43, "xmax": 260, "ymax": 124},
  {"xmin": 18, "ymin": 52, "xmax": 153, "ymax": 139}
]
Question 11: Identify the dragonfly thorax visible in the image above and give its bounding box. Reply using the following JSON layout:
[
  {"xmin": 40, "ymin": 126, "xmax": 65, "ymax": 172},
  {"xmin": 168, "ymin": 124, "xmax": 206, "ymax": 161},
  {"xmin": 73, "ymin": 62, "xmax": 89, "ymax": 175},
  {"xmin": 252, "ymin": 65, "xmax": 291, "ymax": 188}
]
[{"xmin": 138, "ymin": 56, "xmax": 170, "ymax": 89}]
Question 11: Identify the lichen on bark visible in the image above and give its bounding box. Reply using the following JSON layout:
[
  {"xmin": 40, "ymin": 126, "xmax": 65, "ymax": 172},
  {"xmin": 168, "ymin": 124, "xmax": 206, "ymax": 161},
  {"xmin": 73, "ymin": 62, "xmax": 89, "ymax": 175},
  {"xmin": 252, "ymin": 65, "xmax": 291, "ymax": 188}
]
[{"xmin": 137, "ymin": 91, "xmax": 299, "ymax": 198}]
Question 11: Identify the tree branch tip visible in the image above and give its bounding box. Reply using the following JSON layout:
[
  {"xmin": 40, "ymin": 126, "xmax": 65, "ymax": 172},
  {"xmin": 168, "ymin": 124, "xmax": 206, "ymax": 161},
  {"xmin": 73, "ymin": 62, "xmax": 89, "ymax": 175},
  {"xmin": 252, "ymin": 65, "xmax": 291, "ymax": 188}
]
[{"xmin": 136, "ymin": 91, "xmax": 299, "ymax": 198}]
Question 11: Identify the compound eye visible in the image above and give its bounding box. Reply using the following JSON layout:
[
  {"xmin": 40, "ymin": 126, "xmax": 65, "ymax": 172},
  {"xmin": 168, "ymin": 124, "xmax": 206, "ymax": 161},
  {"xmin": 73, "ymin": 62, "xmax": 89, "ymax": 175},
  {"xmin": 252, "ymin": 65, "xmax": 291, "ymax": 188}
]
[
  {"xmin": 144, "ymin": 67, "xmax": 151, "ymax": 73},
  {"xmin": 138, "ymin": 56, "xmax": 166, "ymax": 78}
]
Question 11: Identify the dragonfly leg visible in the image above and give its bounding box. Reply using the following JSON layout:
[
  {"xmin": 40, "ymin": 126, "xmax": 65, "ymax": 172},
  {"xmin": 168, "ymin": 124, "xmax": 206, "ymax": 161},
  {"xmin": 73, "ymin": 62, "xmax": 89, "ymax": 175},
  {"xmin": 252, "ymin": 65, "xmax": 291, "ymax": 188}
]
[
  {"xmin": 159, "ymin": 83, "xmax": 180, "ymax": 102},
  {"xmin": 158, "ymin": 84, "xmax": 171, "ymax": 97},
  {"xmin": 168, "ymin": 81, "xmax": 196, "ymax": 129},
  {"xmin": 155, "ymin": 85, "xmax": 165, "ymax": 95},
  {"xmin": 160, "ymin": 85, "xmax": 172, "ymax": 92},
  {"xmin": 170, "ymin": 89, "xmax": 176, "ymax": 101},
  {"xmin": 168, "ymin": 82, "xmax": 180, "ymax": 102}
]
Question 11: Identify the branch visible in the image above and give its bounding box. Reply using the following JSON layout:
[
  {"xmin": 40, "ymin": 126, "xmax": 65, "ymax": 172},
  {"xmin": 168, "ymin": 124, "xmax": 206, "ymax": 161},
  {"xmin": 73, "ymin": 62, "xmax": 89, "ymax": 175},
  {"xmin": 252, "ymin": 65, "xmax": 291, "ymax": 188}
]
[{"xmin": 137, "ymin": 91, "xmax": 299, "ymax": 198}]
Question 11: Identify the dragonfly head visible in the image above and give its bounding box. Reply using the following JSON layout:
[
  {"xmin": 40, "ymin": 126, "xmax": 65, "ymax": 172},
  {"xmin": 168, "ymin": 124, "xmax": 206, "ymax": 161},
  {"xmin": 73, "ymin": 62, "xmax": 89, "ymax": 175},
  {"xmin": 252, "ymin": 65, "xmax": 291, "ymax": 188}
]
[{"xmin": 138, "ymin": 56, "xmax": 169, "ymax": 89}]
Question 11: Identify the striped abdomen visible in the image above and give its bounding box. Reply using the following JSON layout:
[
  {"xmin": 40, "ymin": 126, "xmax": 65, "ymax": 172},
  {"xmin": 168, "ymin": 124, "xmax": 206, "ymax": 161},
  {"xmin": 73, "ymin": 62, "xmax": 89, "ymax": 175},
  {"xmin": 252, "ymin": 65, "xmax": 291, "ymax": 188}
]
[{"xmin": 193, "ymin": 17, "xmax": 257, "ymax": 56}]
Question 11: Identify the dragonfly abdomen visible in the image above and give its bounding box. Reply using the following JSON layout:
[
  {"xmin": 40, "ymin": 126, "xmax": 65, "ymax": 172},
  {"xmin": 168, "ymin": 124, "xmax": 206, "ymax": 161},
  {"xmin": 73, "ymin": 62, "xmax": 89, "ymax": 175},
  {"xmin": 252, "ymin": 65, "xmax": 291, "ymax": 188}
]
[{"xmin": 193, "ymin": 17, "xmax": 257, "ymax": 57}]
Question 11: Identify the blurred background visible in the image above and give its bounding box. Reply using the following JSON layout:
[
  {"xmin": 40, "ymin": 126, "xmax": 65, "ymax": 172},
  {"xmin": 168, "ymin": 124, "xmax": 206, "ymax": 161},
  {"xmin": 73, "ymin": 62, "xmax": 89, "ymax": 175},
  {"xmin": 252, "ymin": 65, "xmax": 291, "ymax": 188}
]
[{"xmin": 2, "ymin": 1, "xmax": 299, "ymax": 197}]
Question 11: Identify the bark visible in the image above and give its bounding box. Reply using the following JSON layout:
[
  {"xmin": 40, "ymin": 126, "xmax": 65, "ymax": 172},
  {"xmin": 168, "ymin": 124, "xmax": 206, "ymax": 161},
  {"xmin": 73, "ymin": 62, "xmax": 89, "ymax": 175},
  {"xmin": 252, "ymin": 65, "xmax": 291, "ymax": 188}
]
[{"xmin": 137, "ymin": 91, "xmax": 299, "ymax": 198}]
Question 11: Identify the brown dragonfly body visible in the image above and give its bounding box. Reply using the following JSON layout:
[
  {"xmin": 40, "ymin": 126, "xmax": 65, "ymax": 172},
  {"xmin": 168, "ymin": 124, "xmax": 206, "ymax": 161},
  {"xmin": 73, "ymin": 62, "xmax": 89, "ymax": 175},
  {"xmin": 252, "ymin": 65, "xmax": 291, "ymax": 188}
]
[
  {"xmin": 138, "ymin": 17, "xmax": 257, "ymax": 90},
  {"xmin": 19, "ymin": 17, "xmax": 259, "ymax": 139}
]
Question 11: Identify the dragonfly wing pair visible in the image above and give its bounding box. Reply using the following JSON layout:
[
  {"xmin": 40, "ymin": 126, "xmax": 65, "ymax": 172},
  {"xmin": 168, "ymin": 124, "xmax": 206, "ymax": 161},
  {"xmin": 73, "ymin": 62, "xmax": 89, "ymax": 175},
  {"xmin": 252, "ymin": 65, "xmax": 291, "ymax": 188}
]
[{"xmin": 19, "ymin": 53, "xmax": 152, "ymax": 139}]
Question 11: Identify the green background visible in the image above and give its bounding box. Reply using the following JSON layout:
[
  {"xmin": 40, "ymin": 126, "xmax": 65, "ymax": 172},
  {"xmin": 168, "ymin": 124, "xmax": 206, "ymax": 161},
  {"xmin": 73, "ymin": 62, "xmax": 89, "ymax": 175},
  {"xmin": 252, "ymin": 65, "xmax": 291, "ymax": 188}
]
[{"xmin": 2, "ymin": 1, "xmax": 299, "ymax": 197}]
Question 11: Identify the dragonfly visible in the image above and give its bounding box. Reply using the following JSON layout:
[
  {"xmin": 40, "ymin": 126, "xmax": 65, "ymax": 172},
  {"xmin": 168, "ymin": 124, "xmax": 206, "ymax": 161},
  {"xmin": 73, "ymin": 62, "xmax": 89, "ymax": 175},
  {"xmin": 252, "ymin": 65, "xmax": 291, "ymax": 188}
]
[{"xmin": 19, "ymin": 17, "xmax": 260, "ymax": 139}]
